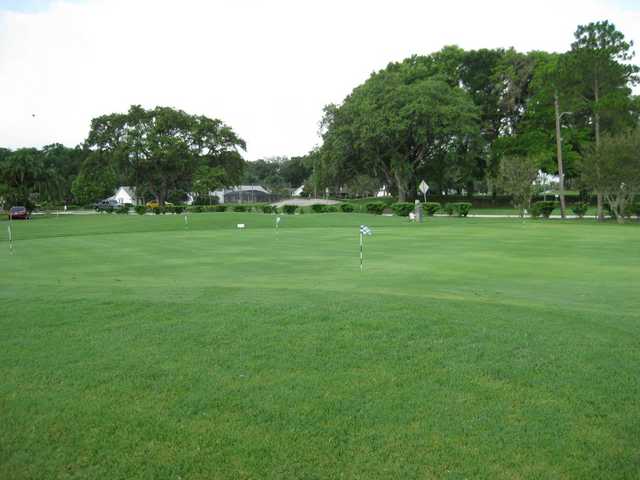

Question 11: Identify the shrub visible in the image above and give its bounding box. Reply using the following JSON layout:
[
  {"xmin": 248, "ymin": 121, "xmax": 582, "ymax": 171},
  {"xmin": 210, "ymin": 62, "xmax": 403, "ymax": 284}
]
[
  {"xmin": 310, "ymin": 204, "xmax": 328, "ymax": 213},
  {"xmin": 391, "ymin": 202, "xmax": 415, "ymax": 217},
  {"xmin": 326, "ymin": 205, "xmax": 338, "ymax": 213},
  {"xmin": 135, "ymin": 205, "xmax": 146, "ymax": 215},
  {"xmin": 232, "ymin": 205, "xmax": 247, "ymax": 212},
  {"xmin": 152, "ymin": 207, "xmax": 163, "ymax": 215},
  {"xmin": 282, "ymin": 204, "xmax": 298, "ymax": 214},
  {"xmin": 192, "ymin": 196, "xmax": 219, "ymax": 206},
  {"xmin": 173, "ymin": 205, "xmax": 185, "ymax": 214},
  {"xmin": 530, "ymin": 202, "xmax": 542, "ymax": 218},
  {"xmin": 422, "ymin": 202, "xmax": 441, "ymax": 216},
  {"xmin": 443, "ymin": 203, "xmax": 455, "ymax": 216},
  {"xmin": 213, "ymin": 205, "xmax": 227, "ymax": 212},
  {"xmin": 340, "ymin": 203, "xmax": 355, "ymax": 213},
  {"xmin": 572, "ymin": 202, "xmax": 589, "ymax": 218},
  {"xmin": 630, "ymin": 201, "xmax": 640, "ymax": 219},
  {"xmin": 453, "ymin": 202, "xmax": 471, "ymax": 217},
  {"xmin": 115, "ymin": 205, "xmax": 129, "ymax": 215},
  {"xmin": 533, "ymin": 201, "xmax": 556, "ymax": 219},
  {"xmin": 262, "ymin": 205, "xmax": 275, "ymax": 214},
  {"xmin": 365, "ymin": 202, "xmax": 385, "ymax": 215}
]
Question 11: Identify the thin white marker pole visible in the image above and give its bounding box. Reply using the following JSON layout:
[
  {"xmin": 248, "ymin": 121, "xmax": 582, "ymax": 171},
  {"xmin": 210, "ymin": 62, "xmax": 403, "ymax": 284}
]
[
  {"xmin": 8, "ymin": 223, "xmax": 13, "ymax": 254},
  {"xmin": 360, "ymin": 231, "xmax": 363, "ymax": 272}
]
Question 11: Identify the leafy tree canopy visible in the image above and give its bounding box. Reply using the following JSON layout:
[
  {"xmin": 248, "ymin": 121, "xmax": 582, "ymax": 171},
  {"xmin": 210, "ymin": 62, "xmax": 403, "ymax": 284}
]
[{"xmin": 85, "ymin": 105, "xmax": 246, "ymax": 205}]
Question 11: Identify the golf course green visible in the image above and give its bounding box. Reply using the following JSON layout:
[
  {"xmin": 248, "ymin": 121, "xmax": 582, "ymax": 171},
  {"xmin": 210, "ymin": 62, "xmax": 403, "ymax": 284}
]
[{"xmin": 1, "ymin": 212, "xmax": 639, "ymax": 479}]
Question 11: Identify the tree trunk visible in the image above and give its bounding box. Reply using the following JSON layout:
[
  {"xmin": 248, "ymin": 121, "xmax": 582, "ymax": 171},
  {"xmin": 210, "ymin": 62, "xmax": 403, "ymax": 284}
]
[
  {"xmin": 605, "ymin": 194, "xmax": 625, "ymax": 224},
  {"xmin": 554, "ymin": 91, "xmax": 567, "ymax": 219},
  {"xmin": 394, "ymin": 171, "xmax": 407, "ymax": 202},
  {"xmin": 594, "ymin": 78, "xmax": 604, "ymax": 221}
]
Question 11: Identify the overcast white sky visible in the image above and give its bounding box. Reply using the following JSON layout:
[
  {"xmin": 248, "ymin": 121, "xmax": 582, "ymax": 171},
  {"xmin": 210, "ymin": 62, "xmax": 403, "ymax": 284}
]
[{"xmin": 0, "ymin": 0, "xmax": 638, "ymax": 159}]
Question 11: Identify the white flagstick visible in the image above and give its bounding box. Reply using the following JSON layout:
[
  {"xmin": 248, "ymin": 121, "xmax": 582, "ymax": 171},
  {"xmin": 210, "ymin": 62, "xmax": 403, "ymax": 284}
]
[
  {"xmin": 360, "ymin": 231, "xmax": 363, "ymax": 272},
  {"xmin": 8, "ymin": 224, "xmax": 13, "ymax": 254}
]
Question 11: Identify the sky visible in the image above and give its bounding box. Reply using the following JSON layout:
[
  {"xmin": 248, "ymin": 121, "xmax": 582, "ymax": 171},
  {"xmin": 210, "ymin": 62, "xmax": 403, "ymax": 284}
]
[{"xmin": 0, "ymin": 0, "xmax": 638, "ymax": 159}]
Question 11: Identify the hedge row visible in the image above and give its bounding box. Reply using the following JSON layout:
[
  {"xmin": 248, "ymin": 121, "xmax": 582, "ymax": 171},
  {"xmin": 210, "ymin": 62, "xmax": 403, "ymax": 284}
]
[
  {"xmin": 182, "ymin": 203, "xmax": 356, "ymax": 215},
  {"xmin": 412, "ymin": 202, "xmax": 472, "ymax": 217},
  {"xmin": 133, "ymin": 205, "xmax": 186, "ymax": 215},
  {"xmin": 530, "ymin": 201, "xmax": 557, "ymax": 219}
]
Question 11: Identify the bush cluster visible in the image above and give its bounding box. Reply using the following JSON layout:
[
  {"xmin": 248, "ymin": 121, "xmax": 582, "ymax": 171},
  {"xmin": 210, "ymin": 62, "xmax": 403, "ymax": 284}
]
[
  {"xmin": 365, "ymin": 202, "xmax": 386, "ymax": 215},
  {"xmin": 443, "ymin": 203, "xmax": 455, "ymax": 216},
  {"xmin": 391, "ymin": 202, "xmax": 415, "ymax": 217},
  {"xmin": 282, "ymin": 204, "xmax": 298, "ymax": 214},
  {"xmin": 134, "ymin": 205, "xmax": 188, "ymax": 214},
  {"xmin": 126, "ymin": 202, "xmax": 365, "ymax": 216},
  {"xmin": 310, "ymin": 204, "xmax": 327, "ymax": 213},
  {"xmin": 340, "ymin": 203, "xmax": 355, "ymax": 213},
  {"xmin": 186, "ymin": 205, "xmax": 227, "ymax": 213},
  {"xmin": 451, "ymin": 202, "xmax": 471, "ymax": 217},
  {"xmin": 531, "ymin": 201, "xmax": 557, "ymax": 219},
  {"xmin": 422, "ymin": 202, "xmax": 441, "ymax": 216},
  {"xmin": 572, "ymin": 202, "xmax": 589, "ymax": 218}
]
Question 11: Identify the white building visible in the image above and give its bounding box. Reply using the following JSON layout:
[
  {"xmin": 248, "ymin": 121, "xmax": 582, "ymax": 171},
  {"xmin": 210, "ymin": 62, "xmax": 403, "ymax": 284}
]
[
  {"xmin": 376, "ymin": 185, "xmax": 391, "ymax": 198},
  {"xmin": 108, "ymin": 186, "xmax": 140, "ymax": 205},
  {"xmin": 187, "ymin": 185, "xmax": 272, "ymax": 204}
]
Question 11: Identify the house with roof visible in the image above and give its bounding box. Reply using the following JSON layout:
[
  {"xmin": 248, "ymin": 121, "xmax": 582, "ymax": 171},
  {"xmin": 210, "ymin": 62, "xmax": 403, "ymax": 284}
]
[
  {"xmin": 220, "ymin": 185, "xmax": 272, "ymax": 203},
  {"xmin": 108, "ymin": 186, "xmax": 141, "ymax": 205},
  {"xmin": 186, "ymin": 185, "xmax": 273, "ymax": 204}
]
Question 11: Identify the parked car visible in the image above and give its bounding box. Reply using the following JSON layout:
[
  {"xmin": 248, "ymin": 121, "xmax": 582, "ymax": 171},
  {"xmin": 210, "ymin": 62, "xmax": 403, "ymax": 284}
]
[
  {"xmin": 8, "ymin": 206, "xmax": 30, "ymax": 220},
  {"xmin": 94, "ymin": 199, "xmax": 120, "ymax": 212},
  {"xmin": 145, "ymin": 200, "xmax": 174, "ymax": 209}
]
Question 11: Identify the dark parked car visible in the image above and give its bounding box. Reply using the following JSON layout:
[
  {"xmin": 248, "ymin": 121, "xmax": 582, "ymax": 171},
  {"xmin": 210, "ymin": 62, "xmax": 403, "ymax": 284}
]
[
  {"xmin": 94, "ymin": 199, "xmax": 120, "ymax": 212},
  {"xmin": 8, "ymin": 206, "xmax": 30, "ymax": 220}
]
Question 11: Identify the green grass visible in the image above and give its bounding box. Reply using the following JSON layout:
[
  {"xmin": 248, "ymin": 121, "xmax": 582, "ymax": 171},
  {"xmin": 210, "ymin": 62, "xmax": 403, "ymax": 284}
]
[{"xmin": 1, "ymin": 213, "xmax": 639, "ymax": 479}]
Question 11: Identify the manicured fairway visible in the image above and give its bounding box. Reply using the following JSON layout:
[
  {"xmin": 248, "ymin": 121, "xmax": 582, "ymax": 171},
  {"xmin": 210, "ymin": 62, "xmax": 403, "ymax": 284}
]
[{"xmin": 1, "ymin": 213, "xmax": 639, "ymax": 479}]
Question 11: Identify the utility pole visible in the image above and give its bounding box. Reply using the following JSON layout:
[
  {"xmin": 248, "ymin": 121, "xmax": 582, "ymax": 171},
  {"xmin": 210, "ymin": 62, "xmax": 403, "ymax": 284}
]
[{"xmin": 554, "ymin": 91, "xmax": 571, "ymax": 219}]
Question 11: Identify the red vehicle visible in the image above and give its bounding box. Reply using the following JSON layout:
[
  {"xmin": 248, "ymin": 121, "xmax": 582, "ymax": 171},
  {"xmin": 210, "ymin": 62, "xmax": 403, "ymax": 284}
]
[{"xmin": 8, "ymin": 206, "xmax": 30, "ymax": 220}]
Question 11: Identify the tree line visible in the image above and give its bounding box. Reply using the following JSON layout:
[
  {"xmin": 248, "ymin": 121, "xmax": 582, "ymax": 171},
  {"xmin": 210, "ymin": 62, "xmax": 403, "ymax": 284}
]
[
  {"xmin": 313, "ymin": 20, "xmax": 640, "ymax": 220},
  {"xmin": 0, "ymin": 106, "xmax": 314, "ymax": 209},
  {"xmin": 1, "ymin": 20, "xmax": 638, "ymax": 220}
]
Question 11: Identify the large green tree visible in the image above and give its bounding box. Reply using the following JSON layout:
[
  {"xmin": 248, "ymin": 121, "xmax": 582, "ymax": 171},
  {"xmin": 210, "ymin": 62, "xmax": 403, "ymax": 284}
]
[
  {"xmin": 496, "ymin": 155, "xmax": 540, "ymax": 217},
  {"xmin": 320, "ymin": 59, "xmax": 481, "ymax": 201},
  {"xmin": 192, "ymin": 165, "xmax": 225, "ymax": 204},
  {"xmin": 581, "ymin": 129, "xmax": 640, "ymax": 223},
  {"xmin": 40, "ymin": 144, "xmax": 86, "ymax": 204},
  {"xmin": 71, "ymin": 151, "xmax": 118, "ymax": 205},
  {"xmin": 85, "ymin": 105, "xmax": 246, "ymax": 205},
  {"xmin": 0, "ymin": 148, "xmax": 46, "ymax": 209},
  {"xmin": 526, "ymin": 52, "xmax": 585, "ymax": 217},
  {"xmin": 570, "ymin": 20, "xmax": 639, "ymax": 220}
]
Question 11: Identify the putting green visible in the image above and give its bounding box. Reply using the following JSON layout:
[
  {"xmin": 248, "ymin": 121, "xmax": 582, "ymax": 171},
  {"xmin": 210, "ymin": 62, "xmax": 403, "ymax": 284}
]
[{"xmin": 1, "ymin": 213, "xmax": 639, "ymax": 479}]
